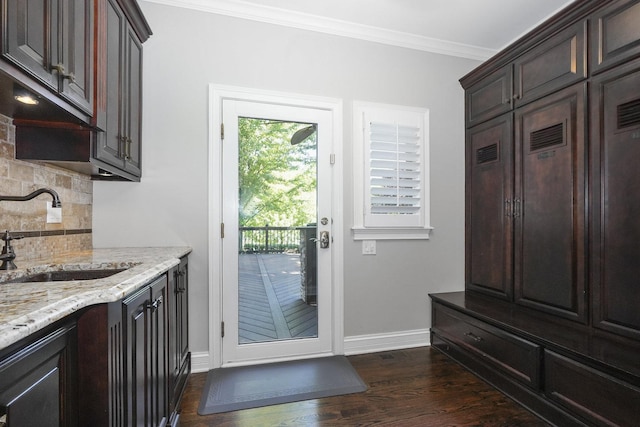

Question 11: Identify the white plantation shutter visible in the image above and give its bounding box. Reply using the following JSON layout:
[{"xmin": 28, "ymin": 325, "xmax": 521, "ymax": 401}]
[
  {"xmin": 367, "ymin": 122, "xmax": 422, "ymax": 222},
  {"xmin": 354, "ymin": 103, "xmax": 430, "ymax": 235}
]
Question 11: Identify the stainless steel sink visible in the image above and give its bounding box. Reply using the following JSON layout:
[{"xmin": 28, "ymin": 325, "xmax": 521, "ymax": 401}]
[{"xmin": 3, "ymin": 268, "xmax": 127, "ymax": 284}]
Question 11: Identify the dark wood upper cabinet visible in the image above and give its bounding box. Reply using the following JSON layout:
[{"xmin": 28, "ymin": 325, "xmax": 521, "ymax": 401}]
[
  {"xmin": 1, "ymin": 0, "xmax": 151, "ymax": 181},
  {"xmin": 92, "ymin": 0, "xmax": 144, "ymax": 179},
  {"xmin": 2, "ymin": 0, "xmax": 94, "ymax": 114},
  {"xmin": 3, "ymin": 0, "xmax": 60, "ymax": 91},
  {"xmin": 591, "ymin": 56, "xmax": 640, "ymax": 340},
  {"xmin": 446, "ymin": 2, "xmax": 640, "ymax": 424},
  {"xmin": 466, "ymin": 113, "xmax": 513, "ymax": 300},
  {"xmin": 60, "ymin": 0, "xmax": 94, "ymax": 114},
  {"xmin": 463, "ymin": 14, "xmax": 588, "ymax": 322},
  {"xmin": 513, "ymin": 83, "xmax": 587, "ymax": 322},
  {"xmin": 591, "ymin": 0, "xmax": 640, "ymax": 74},
  {"xmin": 465, "ymin": 65, "xmax": 513, "ymax": 128},
  {"xmin": 513, "ymin": 20, "xmax": 587, "ymax": 107}
]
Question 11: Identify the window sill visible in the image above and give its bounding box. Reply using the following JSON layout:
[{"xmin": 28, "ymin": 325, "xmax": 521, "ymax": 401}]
[{"xmin": 351, "ymin": 226, "xmax": 433, "ymax": 240}]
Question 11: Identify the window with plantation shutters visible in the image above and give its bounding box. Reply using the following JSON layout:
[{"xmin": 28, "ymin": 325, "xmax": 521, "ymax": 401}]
[{"xmin": 353, "ymin": 102, "xmax": 432, "ymax": 240}]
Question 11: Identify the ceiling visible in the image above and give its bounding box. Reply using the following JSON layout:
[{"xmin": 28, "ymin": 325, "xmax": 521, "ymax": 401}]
[{"xmin": 144, "ymin": 0, "xmax": 576, "ymax": 60}]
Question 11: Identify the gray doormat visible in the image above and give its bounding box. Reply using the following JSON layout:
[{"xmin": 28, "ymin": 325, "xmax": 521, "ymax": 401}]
[{"xmin": 198, "ymin": 355, "xmax": 367, "ymax": 414}]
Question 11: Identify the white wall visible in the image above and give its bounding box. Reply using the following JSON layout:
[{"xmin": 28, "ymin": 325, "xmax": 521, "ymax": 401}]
[{"xmin": 92, "ymin": 2, "xmax": 481, "ymax": 355}]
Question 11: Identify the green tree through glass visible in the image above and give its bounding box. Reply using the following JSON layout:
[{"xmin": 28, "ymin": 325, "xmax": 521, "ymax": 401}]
[{"xmin": 238, "ymin": 118, "xmax": 317, "ymax": 227}]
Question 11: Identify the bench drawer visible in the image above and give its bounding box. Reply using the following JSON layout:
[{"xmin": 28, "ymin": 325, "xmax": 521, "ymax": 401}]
[
  {"xmin": 433, "ymin": 303, "xmax": 541, "ymax": 389},
  {"xmin": 545, "ymin": 350, "xmax": 640, "ymax": 426}
]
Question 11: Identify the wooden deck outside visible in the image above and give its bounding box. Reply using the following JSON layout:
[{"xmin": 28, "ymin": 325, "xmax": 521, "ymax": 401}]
[{"xmin": 238, "ymin": 253, "xmax": 317, "ymax": 344}]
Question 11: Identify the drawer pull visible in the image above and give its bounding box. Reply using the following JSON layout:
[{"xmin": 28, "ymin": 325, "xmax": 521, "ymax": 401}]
[{"xmin": 464, "ymin": 332, "xmax": 483, "ymax": 342}]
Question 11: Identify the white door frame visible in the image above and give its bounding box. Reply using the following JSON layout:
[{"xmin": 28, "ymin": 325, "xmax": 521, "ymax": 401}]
[{"xmin": 208, "ymin": 84, "xmax": 344, "ymax": 369}]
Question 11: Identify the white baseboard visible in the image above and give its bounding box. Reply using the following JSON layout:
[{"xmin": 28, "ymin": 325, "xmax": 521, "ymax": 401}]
[
  {"xmin": 189, "ymin": 329, "xmax": 431, "ymax": 372},
  {"xmin": 190, "ymin": 351, "xmax": 211, "ymax": 373},
  {"xmin": 343, "ymin": 328, "xmax": 431, "ymax": 355}
]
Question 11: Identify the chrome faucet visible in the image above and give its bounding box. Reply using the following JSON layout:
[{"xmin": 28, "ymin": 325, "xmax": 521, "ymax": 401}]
[
  {"xmin": 0, "ymin": 188, "xmax": 61, "ymax": 207},
  {"xmin": 0, "ymin": 231, "xmax": 23, "ymax": 270}
]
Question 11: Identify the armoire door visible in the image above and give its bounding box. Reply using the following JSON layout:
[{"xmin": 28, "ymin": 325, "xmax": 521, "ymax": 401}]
[
  {"xmin": 466, "ymin": 113, "xmax": 513, "ymax": 300},
  {"xmin": 514, "ymin": 83, "xmax": 587, "ymax": 322},
  {"xmin": 591, "ymin": 57, "xmax": 640, "ymax": 340}
]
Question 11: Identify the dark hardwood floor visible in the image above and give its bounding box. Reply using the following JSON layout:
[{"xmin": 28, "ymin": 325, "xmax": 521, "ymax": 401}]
[{"xmin": 178, "ymin": 347, "xmax": 548, "ymax": 426}]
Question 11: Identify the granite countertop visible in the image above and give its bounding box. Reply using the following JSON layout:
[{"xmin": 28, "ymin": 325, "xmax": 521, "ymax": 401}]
[{"xmin": 0, "ymin": 247, "xmax": 192, "ymax": 351}]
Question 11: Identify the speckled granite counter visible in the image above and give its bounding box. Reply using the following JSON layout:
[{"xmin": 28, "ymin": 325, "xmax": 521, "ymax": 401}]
[{"xmin": 0, "ymin": 247, "xmax": 192, "ymax": 351}]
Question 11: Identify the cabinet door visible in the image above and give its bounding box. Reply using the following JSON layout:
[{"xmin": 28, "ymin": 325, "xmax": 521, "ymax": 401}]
[
  {"xmin": 3, "ymin": 0, "xmax": 60, "ymax": 89},
  {"xmin": 123, "ymin": 26, "xmax": 143, "ymax": 176},
  {"xmin": 95, "ymin": 0, "xmax": 126, "ymax": 170},
  {"xmin": 149, "ymin": 276, "xmax": 168, "ymax": 427},
  {"xmin": 514, "ymin": 83, "xmax": 587, "ymax": 322},
  {"xmin": 591, "ymin": 0, "xmax": 640, "ymax": 74},
  {"xmin": 591, "ymin": 58, "xmax": 640, "ymax": 340},
  {"xmin": 59, "ymin": 0, "xmax": 93, "ymax": 113},
  {"xmin": 176, "ymin": 259, "xmax": 189, "ymax": 372},
  {"xmin": 94, "ymin": 0, "xmax": 142, "ymax": 179},
  {"xmin": 466, "ymin": 114, "xmax": 513, "ymax": 300},
  {"xmin": 123, "ymin": 275, "xmax": 168, "ymax": 427},
  {"xmin": 465, "ymin": 65, "xmax": 513, "ymax": 127},
  {"xmin": 514, "ymin": 20, "xmax": 587, "ymax": 107},
  {"xmin": 123, "ymin": 286, "xmax": 148, "ymax": 427},
  {"xmin": 168, "ymin": 257, "xmax": 189, "ymax": 420},
  {"xmin": 0, "ymin": 323, "xmax": 77, "ymax": 427}
]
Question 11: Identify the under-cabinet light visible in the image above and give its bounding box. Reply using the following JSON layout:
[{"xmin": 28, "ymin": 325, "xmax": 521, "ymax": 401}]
[{"xmin": 14, "ymin": 94, "xmax": 39, "ymax": 105}]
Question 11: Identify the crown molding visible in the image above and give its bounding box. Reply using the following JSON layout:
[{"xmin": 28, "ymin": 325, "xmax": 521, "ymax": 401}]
[{"xmin": 142, "ymin": 0, "xmax": 496, "ymax": 61}]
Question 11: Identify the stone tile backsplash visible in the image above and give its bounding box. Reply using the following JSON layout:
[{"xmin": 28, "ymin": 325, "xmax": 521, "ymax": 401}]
[{"xmin": 0, "ymin": 114, "xmax": 92, "ymax": 263}]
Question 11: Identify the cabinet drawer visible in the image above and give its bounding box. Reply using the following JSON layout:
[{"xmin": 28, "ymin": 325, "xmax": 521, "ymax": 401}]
[
  {"xmin": 545, "ymin": 350, "xmax": 640, "ymax": 426},
  {"xmin": 591, "ymin": 0, "xmax": 640, "ymax": 74},
  {"xmin": 433, "ymin": 303, "xmax": 541, "ymax": 389},
  {"xmin": 465, "ymin": 65, "xmax": 513, "ymax": 127},
  {"xmin": 514, "ymin": 20, "xmax": 587, "ymax": 107}
]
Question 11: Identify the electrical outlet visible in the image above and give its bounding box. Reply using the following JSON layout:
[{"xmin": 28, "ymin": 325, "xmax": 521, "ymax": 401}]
[
  {"xmin": 46, "ymin": 201, "xmax": 62, "ymax": 223},
  {"xmin": 362, "ymin": 240, "xmax": 376, "ymax": 255}
]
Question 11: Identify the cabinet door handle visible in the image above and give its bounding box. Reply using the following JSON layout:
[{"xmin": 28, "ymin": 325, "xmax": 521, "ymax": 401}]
[
  {"xmin": 51, "ymin": 63, "xmax": 75, "ymax": 83},
  {"xmin": 146, "ymin": 295, "xmax": 163, "ymax": 312},
  {"xmin": 505, "ymin": 199, "xmax": 511, "ymax": 217},
  {"xmin": 119, "ymin": 136, "xmax": 126, "ymax": 158},
  {"xmin": 173, "ymin": 270, "xmax": 187, "ymax": 293},
  {"xmin": 124, "ymin": 138, "xmax": 132, "ymax": 161},
  {"xmin": 513, "ymin": 198, "xmax": 521, "ymax": 218},
  {"xmin": 464, "ymin": 332, "xmax": 483, "ymax": 342}
]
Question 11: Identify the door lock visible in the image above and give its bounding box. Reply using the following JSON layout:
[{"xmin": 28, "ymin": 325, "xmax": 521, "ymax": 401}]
[{"xmin": 320, "ymin": 231, "xmax": 330, "ymax": 248}]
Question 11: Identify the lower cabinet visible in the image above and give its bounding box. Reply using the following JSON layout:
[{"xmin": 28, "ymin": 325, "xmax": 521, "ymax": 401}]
[
  {"xmin": 0, "ymin": 321, "xmax": 77, "ymax": 427},
  {"xmin": 0, "ymin": 257, "xmax": 189, "ymax": 426},
  {"xmin": 545, "ymin": 350, "xmax": 640, "ymax": 426},
  {"xmin": 431, "ymin": 293, "xmax": 640, "ymax": 427},
  {"xmin": 77, "ymin": 257, "xmax": 189, "ymax": 426},
  {"xmin": 433, "ymin": 303, "xmax": 541, "ymax": 390},
  {"xmin": 123, "ymin": 275, "xmax": 168, "ymax": 426},
  {"xmin": 168, "ymin": 257, "xmax": 190, "ymax": 426}
]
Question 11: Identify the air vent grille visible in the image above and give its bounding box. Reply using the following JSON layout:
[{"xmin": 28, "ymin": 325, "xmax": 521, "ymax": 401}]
[
  {"xmin": 530, "ymin": 123, "xmax": 564, "ymax": 152},
  {"xmin": 477, "ymin": 143, "xmax": 498, "ymax": 164},
  {"xmin": 618, "ymin": 99, "xmax": 640, "ymax": 129}
]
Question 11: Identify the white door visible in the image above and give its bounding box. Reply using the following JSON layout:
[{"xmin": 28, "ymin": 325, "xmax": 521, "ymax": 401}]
[{"xmin": 221, "ymin": 99, "xmax": 334, "ymax": 366}]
